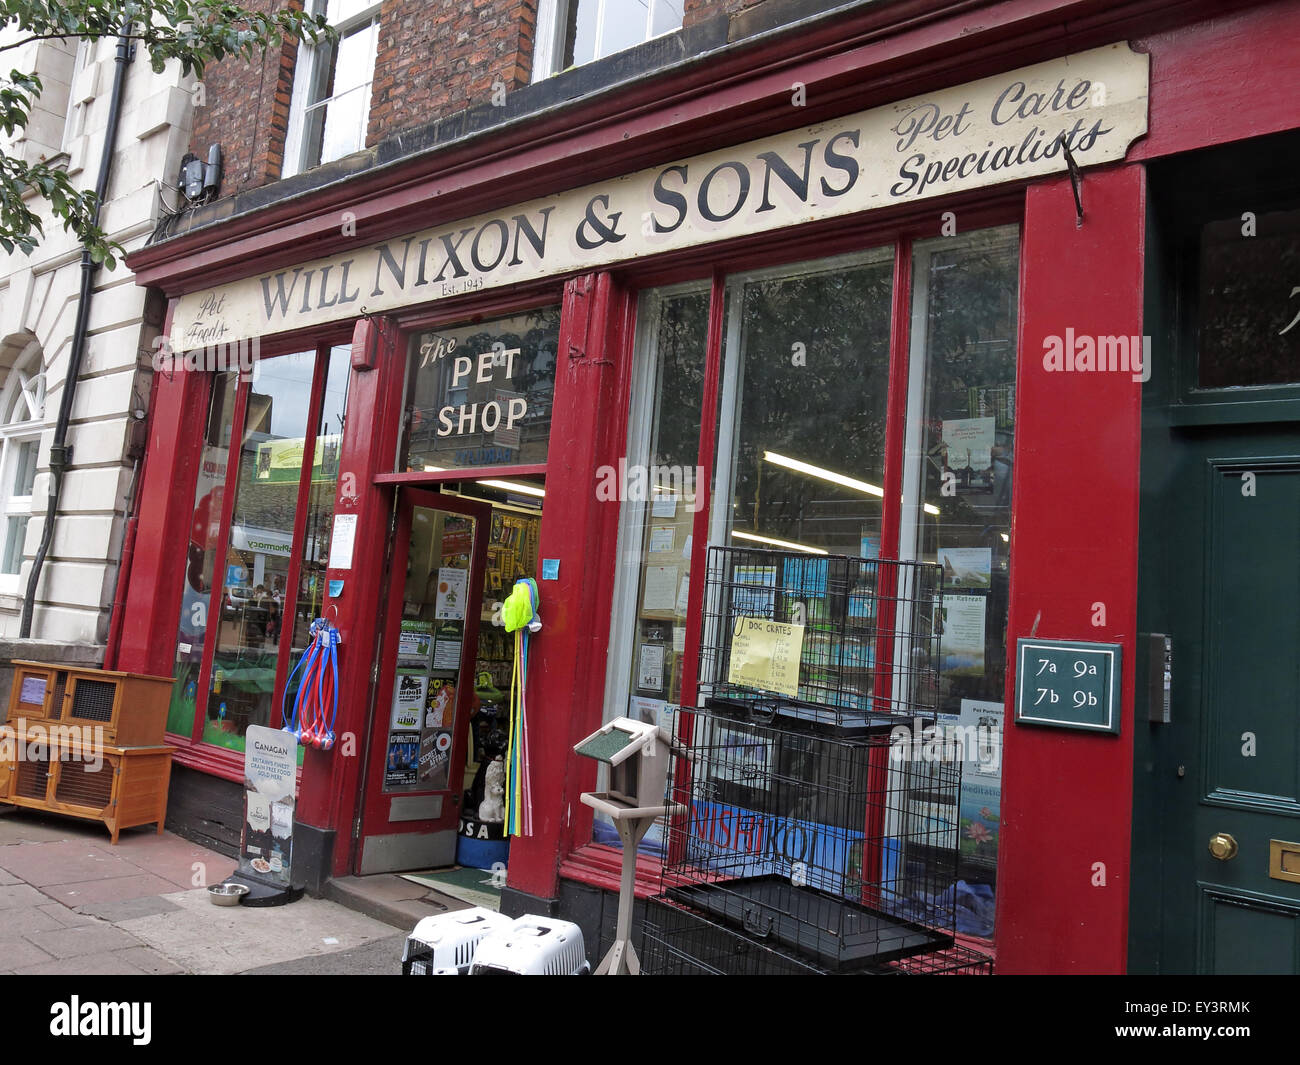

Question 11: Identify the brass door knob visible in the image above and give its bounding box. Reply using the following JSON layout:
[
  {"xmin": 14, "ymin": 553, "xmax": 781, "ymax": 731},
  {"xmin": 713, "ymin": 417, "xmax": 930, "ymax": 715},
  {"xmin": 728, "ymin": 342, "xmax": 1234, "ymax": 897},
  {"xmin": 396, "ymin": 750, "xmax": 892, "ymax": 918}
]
[{"xmin": 1208, "ymin": 832, "xmax": 1238, "ymax": 861}]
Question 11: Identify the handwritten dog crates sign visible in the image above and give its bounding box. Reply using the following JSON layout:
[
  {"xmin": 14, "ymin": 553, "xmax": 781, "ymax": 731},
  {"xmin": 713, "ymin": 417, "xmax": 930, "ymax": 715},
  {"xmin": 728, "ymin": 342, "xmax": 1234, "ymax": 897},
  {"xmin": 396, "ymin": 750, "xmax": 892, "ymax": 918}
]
[{"xmin": 1015, "ymin": 639, "xmax": 1122, "ymax": 734}]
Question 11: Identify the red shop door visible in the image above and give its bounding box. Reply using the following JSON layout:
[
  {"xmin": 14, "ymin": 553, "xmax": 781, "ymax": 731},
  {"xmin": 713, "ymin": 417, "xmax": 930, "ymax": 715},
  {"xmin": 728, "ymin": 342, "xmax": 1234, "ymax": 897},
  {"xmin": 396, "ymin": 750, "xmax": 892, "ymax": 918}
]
[{"xmin": 357, "ymin": 488, "xmax": 490, "ymax": 874}]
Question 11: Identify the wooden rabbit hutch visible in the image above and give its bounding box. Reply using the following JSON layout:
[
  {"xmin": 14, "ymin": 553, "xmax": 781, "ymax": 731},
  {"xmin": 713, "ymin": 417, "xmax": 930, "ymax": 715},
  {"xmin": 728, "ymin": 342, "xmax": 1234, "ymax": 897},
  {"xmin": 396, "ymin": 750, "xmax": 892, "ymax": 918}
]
[{"xmin": 0, "ymin": 662, "xmax": 175, "ymax": 843}]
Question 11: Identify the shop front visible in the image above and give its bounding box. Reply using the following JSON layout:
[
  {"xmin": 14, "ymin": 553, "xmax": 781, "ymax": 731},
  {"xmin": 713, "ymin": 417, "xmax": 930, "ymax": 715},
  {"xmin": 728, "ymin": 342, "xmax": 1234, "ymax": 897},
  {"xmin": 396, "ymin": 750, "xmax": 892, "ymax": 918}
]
[{"xmin": 114, "ymin": 0, "xmax": 1300, "ymax": 974}]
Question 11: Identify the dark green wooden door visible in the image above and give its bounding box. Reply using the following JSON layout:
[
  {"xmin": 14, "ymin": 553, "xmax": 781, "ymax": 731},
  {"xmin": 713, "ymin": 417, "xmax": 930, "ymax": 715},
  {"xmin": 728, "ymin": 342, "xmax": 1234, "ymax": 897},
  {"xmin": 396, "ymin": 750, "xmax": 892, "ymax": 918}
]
[
  {"xmin": 1135, "ymin": 428, "xmax": 1300, "ymax": 973},
  {"xmin": 1132, "ymin": 135, "xmax": 1300, "ymax": 973}
]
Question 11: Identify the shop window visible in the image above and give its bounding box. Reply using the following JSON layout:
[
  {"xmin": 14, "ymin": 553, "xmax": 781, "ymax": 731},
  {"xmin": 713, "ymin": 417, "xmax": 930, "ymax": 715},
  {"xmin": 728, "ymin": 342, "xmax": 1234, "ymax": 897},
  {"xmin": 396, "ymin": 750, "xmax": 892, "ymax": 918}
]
[
  {"xmin": 597, "ymin": 282, "xmax": 711, "ymax": 851},
  {"xmin": 165, "ymin": 344, "xmax": 350, "ymax": 757},
  {"xmin": 0, "ymin": 347, "xmax": 46, "ymax": 591},
  {"xmin": 532, "ymin": 0, "xmax": 683, "ymax": 79},
  {"xmin": 712, "ymin": 250, "xmax": 895, "ymax": 558},
  {"xmin": 901, "ymin": 224, "xmax": 1020, "ymax": 939},
  {"xmin": 600, "ymin": 250, "xmax": 897, "ymax": 851},
  {"xmin": 264, "ymin": 345, "xmax": 351, "ymax": 731},
  {"xmin": 203, "ymin": 352, "xmax": 319, "ymax": 750},
  {"xmin": 168, "ymin": 372, "xmax": 238, "ymax": 738},
  {"xmin": 283, "ymin": 0, "xmax": 381, "ymax": 178},
  {"xmin": 598, "ymin": 228, "xmax": 1019, "ymax": 940},
  {"xmin": 402, "ymin": 307, "xmax": 560, "ymax": 474}
]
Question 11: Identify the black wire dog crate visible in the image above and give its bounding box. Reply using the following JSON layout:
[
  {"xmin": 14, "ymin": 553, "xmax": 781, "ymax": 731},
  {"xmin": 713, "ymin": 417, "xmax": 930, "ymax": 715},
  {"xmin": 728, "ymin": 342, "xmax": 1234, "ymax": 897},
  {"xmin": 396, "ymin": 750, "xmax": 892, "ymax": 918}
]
[
  {"xmin": 642, "ymin": 898, "xmax": 993, "ymax": 975},
  {"xmin": 695, "ymin": 545, "xmax": 942, "ymax": 731},
  {"xmin": 660, "ymin": 704, "xmax": 962, "ymax": 971}
]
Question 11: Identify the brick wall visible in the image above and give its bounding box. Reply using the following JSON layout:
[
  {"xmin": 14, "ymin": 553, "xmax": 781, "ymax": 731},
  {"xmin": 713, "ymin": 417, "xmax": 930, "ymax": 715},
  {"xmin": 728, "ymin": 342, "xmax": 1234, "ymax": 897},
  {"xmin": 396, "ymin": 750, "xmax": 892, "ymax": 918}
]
[
  {"xmin": 366, "ymin": 0, "xmax": 536, "ymax": 148},
  {"xmin": 189, "ymin": 0, "xmax": 786, "ymax": 199},
  {"xmin": 188, "ymin": 0, "xmax": 300, "ymax": 197},
  {"xmin": 684, "ymin": 0, "xmax": 768, "ymax": 29}
]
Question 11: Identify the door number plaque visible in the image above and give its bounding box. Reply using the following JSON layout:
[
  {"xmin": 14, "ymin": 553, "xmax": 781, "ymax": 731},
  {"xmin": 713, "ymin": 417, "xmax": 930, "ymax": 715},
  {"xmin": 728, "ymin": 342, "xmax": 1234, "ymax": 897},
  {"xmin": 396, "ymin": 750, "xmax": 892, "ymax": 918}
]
[{"xmin": 1015, "ymin": 638, "xmax": 1122, "ymax": 734}]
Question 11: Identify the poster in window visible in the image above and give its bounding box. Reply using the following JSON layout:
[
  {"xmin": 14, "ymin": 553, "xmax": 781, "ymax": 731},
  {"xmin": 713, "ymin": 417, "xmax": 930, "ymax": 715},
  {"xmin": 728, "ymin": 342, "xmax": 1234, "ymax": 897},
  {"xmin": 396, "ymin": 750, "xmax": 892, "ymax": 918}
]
[
  {"xmin": 418, "ymin": 728, "xmax": 453, "ymax": 789},
  {"xmin": 630, "ymin": 695, "xmax": 672, "ymax": 731},
  {"xmin": 938, "ymin": 699, "xmax": 1003, "ymax": 869},
  {"xmin": 651, "ymin": 494, "xmax": 677, "ymax": 518},
  {"xmin": 939, "ymin": 594, "xmax": 986, "ymax": 676},
  {"xmin": 397, "ymin": 620, "xmax": 433, "ymax": 666},
  {"xmin": 942, "ymin": 417, "xmax": 996, "ymax": 472},
  {"xmin": 434, "ymin": 567, "xmax": 468, "ymax": 620},
  {"xmin": 391, "ymin": 671, "xmax": 427, "ymax": 731},
  {"xmin": 431, "ymin": 621, "xmax": 462, "ymax": 671},
  {"xmin": 641, "ymin": 565, "xmax": 678, "ymax": 612},
  {"xmin": 937, "ymin": 547, "xmax": 992, "ymax": 590},
  {"xmin": 441, "ymin": 518, "xmax": 473, "ymax": 560},
  {"xmin": 648, "ymin": 525, "xmax": 675, "ymax": 554},
  {"xmin": 385, "ymin": 731, "xmax": 420, "ymax": 788},
  {"xmin": 426, "ymin": 677, "xmax": 457, "ymax": 729},
  {"xmin": 637, "ymin": 644, "xmax": 665, "ymax": 692}
]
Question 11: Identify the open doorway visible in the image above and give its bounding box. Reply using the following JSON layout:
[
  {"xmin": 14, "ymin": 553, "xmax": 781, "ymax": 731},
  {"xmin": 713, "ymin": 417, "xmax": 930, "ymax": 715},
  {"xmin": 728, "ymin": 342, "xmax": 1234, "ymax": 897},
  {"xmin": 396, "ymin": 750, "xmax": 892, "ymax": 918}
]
[{"xmin": 357, "ymin": 472, "xmax": 545, "ymax": 908}]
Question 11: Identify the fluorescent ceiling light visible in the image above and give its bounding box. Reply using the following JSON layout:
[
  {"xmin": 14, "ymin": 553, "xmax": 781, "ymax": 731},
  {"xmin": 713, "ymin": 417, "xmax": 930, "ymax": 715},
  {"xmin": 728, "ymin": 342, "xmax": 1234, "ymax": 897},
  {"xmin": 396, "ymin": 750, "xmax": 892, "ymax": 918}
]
[
  {"xmin": 478, "ymin": 479, "xmax": 546, "ymax": 498},
  {"xmin": 424, "ymin": 465, "xmax": 545, "ymax": 498},
  {"xmin": 731, "ymin": 529, "xmax": 828, "ymax": 555},
  {"xmin": 763, "ymin": 451, "xmax": 940, "ymax": 516},
  {"xmin": 765, "ymin": 451, "xmax": 882, "ymax": 497}
]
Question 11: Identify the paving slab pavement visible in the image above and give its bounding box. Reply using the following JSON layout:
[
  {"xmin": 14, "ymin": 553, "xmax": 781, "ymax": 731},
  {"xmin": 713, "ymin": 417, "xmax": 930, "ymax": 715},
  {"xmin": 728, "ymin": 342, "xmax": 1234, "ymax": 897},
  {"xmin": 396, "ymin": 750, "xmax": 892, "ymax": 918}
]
[{"xmin": 0, "ymin": 806, "xmax": 417, "ymax": 975}]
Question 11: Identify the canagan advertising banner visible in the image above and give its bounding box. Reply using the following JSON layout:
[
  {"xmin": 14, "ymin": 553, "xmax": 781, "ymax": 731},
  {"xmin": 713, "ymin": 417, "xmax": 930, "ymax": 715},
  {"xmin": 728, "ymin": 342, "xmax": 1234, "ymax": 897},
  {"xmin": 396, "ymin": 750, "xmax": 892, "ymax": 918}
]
[{"xmin": 171, "ymin": 43, "xmax": 1148, "ymax": 351}]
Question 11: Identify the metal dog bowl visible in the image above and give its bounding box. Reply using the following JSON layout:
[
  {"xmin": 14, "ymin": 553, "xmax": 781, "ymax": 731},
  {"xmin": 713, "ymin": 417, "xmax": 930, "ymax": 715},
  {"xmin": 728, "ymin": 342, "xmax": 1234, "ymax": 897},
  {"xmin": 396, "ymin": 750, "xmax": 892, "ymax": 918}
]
[{"xmin": 208, "ymin": 882, "xmax": 250, "ymax": 907}]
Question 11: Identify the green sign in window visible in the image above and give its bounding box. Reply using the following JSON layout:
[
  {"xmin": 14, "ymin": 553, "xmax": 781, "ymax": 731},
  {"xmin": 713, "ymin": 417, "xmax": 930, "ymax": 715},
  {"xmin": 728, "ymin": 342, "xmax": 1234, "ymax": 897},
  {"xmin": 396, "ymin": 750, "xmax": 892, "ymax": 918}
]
[{"xmin": 1015, "ymin": 639, "xmax": 1122, "ymax": 734}]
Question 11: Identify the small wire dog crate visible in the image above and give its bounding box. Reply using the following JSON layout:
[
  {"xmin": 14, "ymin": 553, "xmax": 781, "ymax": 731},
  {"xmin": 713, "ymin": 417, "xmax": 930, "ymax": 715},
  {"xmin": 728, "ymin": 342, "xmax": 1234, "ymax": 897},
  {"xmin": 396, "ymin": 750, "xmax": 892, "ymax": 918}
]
[
  {"xmin": 661, "ymin": 704, "xmax": 961, "ymax": 970},
  {"xmin": 695, "ymin": 545, "xmax": 942, "ymax": 730}
]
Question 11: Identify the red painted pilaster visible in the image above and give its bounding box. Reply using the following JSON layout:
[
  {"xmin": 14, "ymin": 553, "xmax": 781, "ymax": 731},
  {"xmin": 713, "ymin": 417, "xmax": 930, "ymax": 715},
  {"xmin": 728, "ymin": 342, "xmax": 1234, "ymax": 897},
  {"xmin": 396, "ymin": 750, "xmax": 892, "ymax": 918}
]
[
  {"xmin": 997, "ymin": 164, "xmax": 1145, "ymax": 973},
  {"xmin": 505, "ymin": 273, "xmax": 635, "ymax": 901},
  {"xmin": 114, "ymin": 356, "xmax": 209, "ymax": 677},
  {"xmin": 294, "ymin": 316, "xmax": 405, "ymax": 870}
]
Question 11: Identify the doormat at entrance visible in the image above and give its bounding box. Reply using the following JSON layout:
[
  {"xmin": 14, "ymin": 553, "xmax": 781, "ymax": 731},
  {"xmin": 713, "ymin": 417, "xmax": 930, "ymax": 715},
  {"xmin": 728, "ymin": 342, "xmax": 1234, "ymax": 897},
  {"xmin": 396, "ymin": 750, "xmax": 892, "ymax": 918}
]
[{"xmin": 400, "ymin": 867, "xmax": 502, "ymax": 911}]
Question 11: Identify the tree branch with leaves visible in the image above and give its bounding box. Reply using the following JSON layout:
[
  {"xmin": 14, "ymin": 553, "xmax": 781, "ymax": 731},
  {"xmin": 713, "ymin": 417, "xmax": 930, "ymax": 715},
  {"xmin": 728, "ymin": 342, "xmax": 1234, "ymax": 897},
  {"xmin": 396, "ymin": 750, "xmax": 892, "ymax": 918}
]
[{"xmin": 0, "ymin": 0, "xmax": 333, "ymax": 267}]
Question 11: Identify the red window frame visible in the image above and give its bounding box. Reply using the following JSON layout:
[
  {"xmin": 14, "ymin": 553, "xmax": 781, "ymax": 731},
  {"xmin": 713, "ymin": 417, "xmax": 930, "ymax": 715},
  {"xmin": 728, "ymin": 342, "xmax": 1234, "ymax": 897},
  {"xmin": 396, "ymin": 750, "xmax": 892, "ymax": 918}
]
[
  {"xmin": 546, "ymin": 198, "xmax": 1025, "ymax": 951},
  {"xmin": 164, "ymin": 332, "xmax": 352, "ymax": 778}
]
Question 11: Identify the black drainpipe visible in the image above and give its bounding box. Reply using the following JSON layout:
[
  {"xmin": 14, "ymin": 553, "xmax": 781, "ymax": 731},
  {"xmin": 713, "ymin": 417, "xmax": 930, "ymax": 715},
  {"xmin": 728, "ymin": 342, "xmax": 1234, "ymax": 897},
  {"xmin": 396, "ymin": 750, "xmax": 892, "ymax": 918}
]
[{"xmin": 21, "ymin": 28, "xmax": 134, "ymax": 638}]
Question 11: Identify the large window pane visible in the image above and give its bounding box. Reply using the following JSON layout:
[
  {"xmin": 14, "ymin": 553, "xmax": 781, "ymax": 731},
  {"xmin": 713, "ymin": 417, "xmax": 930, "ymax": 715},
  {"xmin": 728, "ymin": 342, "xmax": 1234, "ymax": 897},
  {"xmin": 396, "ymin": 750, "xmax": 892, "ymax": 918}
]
[
  {"xmin": 403, "ymin": 307, "xmax": 560, "ymax": 473},
  {"xmin": 299, "ymin": 4, "xmax": 379, "ymax": 169},
  {"xmin": 561, "ymin": 0, "xmax": 681, "ymax": 69},
  {"xmin": 168, "ymin": 372, "xmax": 238, "ymax": 737},
  {"xmin": 903, "ymin": 224, "xmax": 1019, "ymax": 939},
  {"xmin": 599, "ymin": 282, "xmax": 710, "ymax": 853},
  {"xmin": 12, "ymin": 440, "xmax": 37, "ymax": 496},
  {"xmin": 282, "ymin": 345, "xmax": 351, "ymax": 714},
  {"xmin": 597, "ymin": 0, "xmax": 649, "ymax": 59},
  {"xmin": 204, "ymin": 353, "xmax": 317, "ymax": 752},
  {"xmin": 1, "ymin": 516, "xmax": 28, "ymax": 575},
  {"xmin": 713, "ymin": 250, "xmax": 895, "ymax": 557}
]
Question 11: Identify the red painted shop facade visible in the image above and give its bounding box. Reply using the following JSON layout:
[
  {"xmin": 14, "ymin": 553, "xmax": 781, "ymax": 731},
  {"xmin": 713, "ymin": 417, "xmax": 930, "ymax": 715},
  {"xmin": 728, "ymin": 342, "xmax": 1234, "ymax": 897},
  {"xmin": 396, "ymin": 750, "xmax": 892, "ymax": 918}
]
[{"xmin": 116, "ymin": 0, "xmax": 1300, "ymax": 974}]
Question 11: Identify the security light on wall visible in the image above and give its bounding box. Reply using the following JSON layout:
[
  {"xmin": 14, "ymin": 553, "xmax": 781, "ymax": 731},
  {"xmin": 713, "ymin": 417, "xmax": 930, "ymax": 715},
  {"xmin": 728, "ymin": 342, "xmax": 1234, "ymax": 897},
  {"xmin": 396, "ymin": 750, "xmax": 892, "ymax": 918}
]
[{"xmin": 178, "ymin": 145, "xmax": 223, "ymax": 204}]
